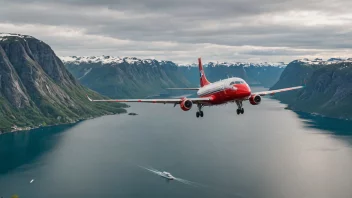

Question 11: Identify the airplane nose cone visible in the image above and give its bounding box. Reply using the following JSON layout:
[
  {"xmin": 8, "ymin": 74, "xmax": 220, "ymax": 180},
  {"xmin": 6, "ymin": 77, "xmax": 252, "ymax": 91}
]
[{"xmin": 234, "ymin": 84, "xmax": 251, "ymax": 97}]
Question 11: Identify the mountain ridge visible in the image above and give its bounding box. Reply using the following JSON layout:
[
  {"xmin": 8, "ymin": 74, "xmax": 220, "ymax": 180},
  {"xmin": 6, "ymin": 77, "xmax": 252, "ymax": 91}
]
[
  {"xmin": 0, "ymin": 33, "xmax": 127, "ymax": 133},
  {"xmin": 63, "ymin": 56, "xmax": 286, "ymax": 99},
  {"xmin": 271, "ymin": 59, "xmax": 352, "ymax": 119},
  {"xmin": 60, "ymin": 55, "xmax": 288, "ymax": 68}
]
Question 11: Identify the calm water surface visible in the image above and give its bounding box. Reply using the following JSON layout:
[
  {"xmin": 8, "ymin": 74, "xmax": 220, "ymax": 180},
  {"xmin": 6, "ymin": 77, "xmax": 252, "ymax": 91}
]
[{"xmin": 1, "ymin": 90, "xmax": 352, "ymax": 198}]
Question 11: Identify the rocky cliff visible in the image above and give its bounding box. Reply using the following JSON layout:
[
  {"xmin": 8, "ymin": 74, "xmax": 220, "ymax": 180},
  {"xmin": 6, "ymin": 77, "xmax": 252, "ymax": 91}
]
[
  {"xmin": 0, "ymin": 33, "xmax": 127, "ymax": 133},
  {"xmin": 271, "ymin": 58, "xmax": 352, "ymax": 119}
]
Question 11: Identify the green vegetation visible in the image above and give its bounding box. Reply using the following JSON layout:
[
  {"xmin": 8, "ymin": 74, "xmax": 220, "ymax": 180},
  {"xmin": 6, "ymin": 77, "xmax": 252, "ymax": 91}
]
[
  {"xmin": 0, "ymin": 87, "xmax": 127, "ymax": 133},
  {"xmin": 271, "ymin": 61, "xmax": 352, "ymax": 119},
  {"xmin": 0, "ymin": 34, "xmax": 127, "ymax": 133}
]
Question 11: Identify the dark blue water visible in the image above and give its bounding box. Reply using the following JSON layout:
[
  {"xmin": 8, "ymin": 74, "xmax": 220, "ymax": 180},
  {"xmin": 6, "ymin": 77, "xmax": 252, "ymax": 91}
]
[{"xmin": 1, "ymin": 91, "xmax": 352, "ymax": 198}]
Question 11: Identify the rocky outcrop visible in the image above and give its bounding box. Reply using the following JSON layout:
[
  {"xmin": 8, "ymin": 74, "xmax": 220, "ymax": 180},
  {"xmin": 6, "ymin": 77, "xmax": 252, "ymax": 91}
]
[
  {"xmin": 0, "ymin": 33, "xmax": 126, "ymax": 133},
  {"xmin": 271, "ymin": 58, "xmax": 352, "ymax": 119}
]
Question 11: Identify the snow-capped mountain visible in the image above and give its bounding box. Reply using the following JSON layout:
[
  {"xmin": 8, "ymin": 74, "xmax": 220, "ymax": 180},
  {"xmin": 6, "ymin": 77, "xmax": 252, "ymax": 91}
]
[
  {"xmin": 60, "ymin": 55, "xmax": 178, "ymax": 66},
  {"xmin": 294, "ymin": 58, "xmax": 352, "ymax": 65},
  {"xmin": 206, "ymin": 61, "xmax": 287, "ymax": 68},
  {"xmin": 63, "ymin": 55, "xmax": 286, "ymax": 99},
  {"xmin": 0, "ymin": 33, "xmax": 38, "ymax": 42},
  {"xmin": 60, "ymin": 56, "xmax": 287, "ymax": 68}
]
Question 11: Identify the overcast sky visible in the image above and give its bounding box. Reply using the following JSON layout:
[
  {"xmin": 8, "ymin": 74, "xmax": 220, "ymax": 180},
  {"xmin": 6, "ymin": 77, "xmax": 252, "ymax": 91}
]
[{"xmin": 1, "ymin": 0, "xmax": 352, "ymax": 64}]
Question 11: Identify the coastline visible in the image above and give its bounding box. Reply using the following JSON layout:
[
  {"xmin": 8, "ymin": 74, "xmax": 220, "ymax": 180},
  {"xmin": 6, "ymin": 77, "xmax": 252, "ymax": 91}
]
[
  {"xmin": 284, "ymin": 106, "xmax": 351, "ymax": 121},
  {"xmin": 0, "ymin": 111, "xmax": 128, "ymax": 135}
]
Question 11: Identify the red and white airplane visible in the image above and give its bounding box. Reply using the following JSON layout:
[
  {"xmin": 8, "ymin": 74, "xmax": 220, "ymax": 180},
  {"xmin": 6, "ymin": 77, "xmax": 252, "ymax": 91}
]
[{"xmin": 88, "ymin": 58, "xmax": 303, "ymax": 118}]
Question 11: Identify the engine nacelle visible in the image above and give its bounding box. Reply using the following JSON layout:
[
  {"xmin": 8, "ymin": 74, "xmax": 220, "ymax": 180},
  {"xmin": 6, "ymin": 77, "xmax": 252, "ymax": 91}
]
[
  {"xmin": 180, "ymin": 99, "xmax": 193, "ymax": 111},
  {"xmin": 249, "ymin": 95, "xmax": 262, "ymax": 105}
]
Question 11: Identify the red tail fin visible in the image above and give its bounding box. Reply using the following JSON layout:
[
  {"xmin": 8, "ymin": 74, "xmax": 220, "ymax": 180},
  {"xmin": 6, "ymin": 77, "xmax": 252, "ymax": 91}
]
[{"xmin": 198, "ymin": 57, "xmax": 210, "ymax": 87}]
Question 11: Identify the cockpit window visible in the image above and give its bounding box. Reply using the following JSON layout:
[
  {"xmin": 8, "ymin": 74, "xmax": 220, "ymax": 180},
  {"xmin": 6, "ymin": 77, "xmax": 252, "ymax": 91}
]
[{"xmin": 230, "ymin": 80, "xmax": 245, "ymax": 85}]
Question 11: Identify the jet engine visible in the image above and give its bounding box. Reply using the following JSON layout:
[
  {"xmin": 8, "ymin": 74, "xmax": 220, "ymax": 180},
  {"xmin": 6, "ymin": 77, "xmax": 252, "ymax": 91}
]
[
  {"xmin": 249, "ymin": 95, "xmax": 261, "ymax": 105},
  {"xmin": 180, "ymin": 99, "xmax": 193, "ymax": 111}
]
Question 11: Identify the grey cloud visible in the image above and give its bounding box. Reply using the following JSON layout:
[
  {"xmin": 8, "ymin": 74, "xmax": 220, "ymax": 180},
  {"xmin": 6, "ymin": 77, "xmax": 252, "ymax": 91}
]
[
  {"xmin": 1, "ymin": 0, "xmax": 352, "ymax": 63},
  {"xmin": 240, "ymin": 49, "xmax": 318, "ymax": 56}
]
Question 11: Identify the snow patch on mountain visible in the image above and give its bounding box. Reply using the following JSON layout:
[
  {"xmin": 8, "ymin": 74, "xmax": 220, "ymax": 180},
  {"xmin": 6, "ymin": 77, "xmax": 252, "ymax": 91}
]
[
  {"xmin": 293, "ymin": 58, "xmax": 352, "ymax": 65},
  {"xmin": 65, "ymin": 56, "xmax": 352, "ymax": 68},
  {"xmin": 173, "ymin": 61, "xmax": 286, "ymax": 68},
  {"xmin": 60, "ymin": 56, "xmax": 169, "ymax": 65},
  {"xmin": 61, "ymin": 56, "xmax": 123, "ymax": 65},
  {"xmin": 0, "ymin": 33, "xmax": 36, "ymax": 41},
  {"xmin": 205, "ymin": 61, "xmax": 287, "ymax": 68}
]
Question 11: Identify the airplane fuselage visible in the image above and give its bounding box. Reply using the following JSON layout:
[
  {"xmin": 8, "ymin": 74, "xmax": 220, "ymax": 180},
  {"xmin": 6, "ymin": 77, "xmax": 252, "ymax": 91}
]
[{"xmin": 197, "ymin": 77, "xmax": 251, "ymax": 105}]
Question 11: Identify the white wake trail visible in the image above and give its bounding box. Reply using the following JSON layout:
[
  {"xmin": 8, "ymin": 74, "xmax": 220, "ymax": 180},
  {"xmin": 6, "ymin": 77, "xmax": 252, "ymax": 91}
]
[
  {"xmin": 139, "ymin": 166, "xmax": 204, "ymax": 187},
  {"xmin": 139, "ymin": 166, "xmax": 163, "ymax": 176},
  {"xmin": 138, "ymin": 166, "xmax": 244, "ymax": 196}
]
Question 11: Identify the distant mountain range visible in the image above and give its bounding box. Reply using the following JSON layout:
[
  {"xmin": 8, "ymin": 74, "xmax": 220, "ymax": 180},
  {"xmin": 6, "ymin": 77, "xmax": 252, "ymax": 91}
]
[
  {"xmin": 62, "ymin": 56, "xmax": 286, "ymax": 98},
  {"xmin": 271, "ymin": 58, "xmax": 352, "ymax": 119},
  {"xmin": 62, "ymin": 56, "xmax": 193, "ymax": 98},
  {"xmin": 0, "ymin": 33, "xmax": 127, "ymax": 133}
]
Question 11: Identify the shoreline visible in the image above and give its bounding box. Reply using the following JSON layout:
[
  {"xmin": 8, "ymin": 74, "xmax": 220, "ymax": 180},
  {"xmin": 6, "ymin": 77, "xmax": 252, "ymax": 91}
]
[
  {"xmin": 284, "ymin": 106, "xmax": 351, "ymax": 121},
  {"xmin": 0, "ymin": 111, "xmax": 128, "ymax": 135}
]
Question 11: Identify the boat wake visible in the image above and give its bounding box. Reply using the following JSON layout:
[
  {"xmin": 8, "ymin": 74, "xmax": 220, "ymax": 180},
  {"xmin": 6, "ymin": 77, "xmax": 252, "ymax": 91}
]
[{"xmin": 139, "ymin": 166, "xmax": 204, "ymax": 187}]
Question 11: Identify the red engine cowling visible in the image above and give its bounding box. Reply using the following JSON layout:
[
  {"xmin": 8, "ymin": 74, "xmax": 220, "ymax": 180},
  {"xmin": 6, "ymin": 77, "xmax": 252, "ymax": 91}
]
[
  {"xmin": 180, "ymin": 99, "xmax": 193, "ymax": 111},
  {"xmin": 249, "ymin": 95, "xmax": 262, "ymax": 105}
]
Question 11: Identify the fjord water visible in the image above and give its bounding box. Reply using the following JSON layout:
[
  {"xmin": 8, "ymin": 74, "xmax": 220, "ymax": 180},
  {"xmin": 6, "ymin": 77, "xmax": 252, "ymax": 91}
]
[{"xmin": 1, "ymin": 90, "xmax": 352, "ymax": 198}]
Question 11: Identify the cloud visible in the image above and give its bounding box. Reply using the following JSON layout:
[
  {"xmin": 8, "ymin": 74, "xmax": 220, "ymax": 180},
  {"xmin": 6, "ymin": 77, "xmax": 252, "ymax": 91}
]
[{"xmin": 1, "ymin": 0, "xmax": 352, "ymax": 63}]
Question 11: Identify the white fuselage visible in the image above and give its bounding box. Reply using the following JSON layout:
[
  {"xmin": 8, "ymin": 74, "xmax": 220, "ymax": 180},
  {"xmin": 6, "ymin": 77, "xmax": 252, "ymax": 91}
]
[{"xmin": 197, "ymin": 77, "xmax": 247, "ymax": 97}]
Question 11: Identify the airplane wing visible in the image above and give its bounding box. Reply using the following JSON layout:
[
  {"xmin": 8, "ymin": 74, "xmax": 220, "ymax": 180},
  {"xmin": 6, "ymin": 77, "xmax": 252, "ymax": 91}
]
[
  {"xmin": 87, "ymin": 95, "xmax": 212, "ymax": 104},
  {"xmin": 252, "ymin": 86, "xmax": 304, "ymax": 96},
  {"xmin": 166, "ymin": 88, "xmax": 200, "ymax": 90}
]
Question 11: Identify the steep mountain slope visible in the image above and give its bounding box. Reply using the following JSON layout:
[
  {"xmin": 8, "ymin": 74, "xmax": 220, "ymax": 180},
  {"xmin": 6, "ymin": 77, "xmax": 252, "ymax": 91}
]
[
  {"xmin": 271, "ymin": 58, "xmax": 352, "ymax": 119},
  {"xmin": 0, "ymin": 34, "xmax": 126, "ymax": 133},
  {"xmin": 63, "ymin": 56, "xmax": 193, "ymax": 98},
  {"xmin": 63, "ymin": 56, "xmax": 285, "ymax": 98}
]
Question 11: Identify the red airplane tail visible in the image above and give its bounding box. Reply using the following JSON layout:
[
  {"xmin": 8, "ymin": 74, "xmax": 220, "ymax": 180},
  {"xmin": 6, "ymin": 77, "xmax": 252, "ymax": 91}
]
[{"xmin": 198, "ymin": 57, "xmax": 210, "ymax": 87}]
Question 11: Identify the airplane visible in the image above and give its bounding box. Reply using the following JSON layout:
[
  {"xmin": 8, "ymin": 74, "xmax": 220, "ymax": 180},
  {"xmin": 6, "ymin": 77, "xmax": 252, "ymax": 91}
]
[
  {"xmin": 87, "ymin": 57, "xmax": 303, "ymax": 118},
  {"xmin": 160, "ymin": 171, "xmax": 175, "ymax": 180}
]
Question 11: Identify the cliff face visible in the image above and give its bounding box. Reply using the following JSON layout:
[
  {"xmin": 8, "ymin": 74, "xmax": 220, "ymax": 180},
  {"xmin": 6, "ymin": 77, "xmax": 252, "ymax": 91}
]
[
  {"xmin": 63, "ymin": 56, "xmax": 285, "ymax": 98},
  {"xmin": 271, "ymin": 59, "xmax": 352, "ymax": 119},
  {"xmin": 0, "ymin": 34, "xmax": 126, "ymax": 133}
]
